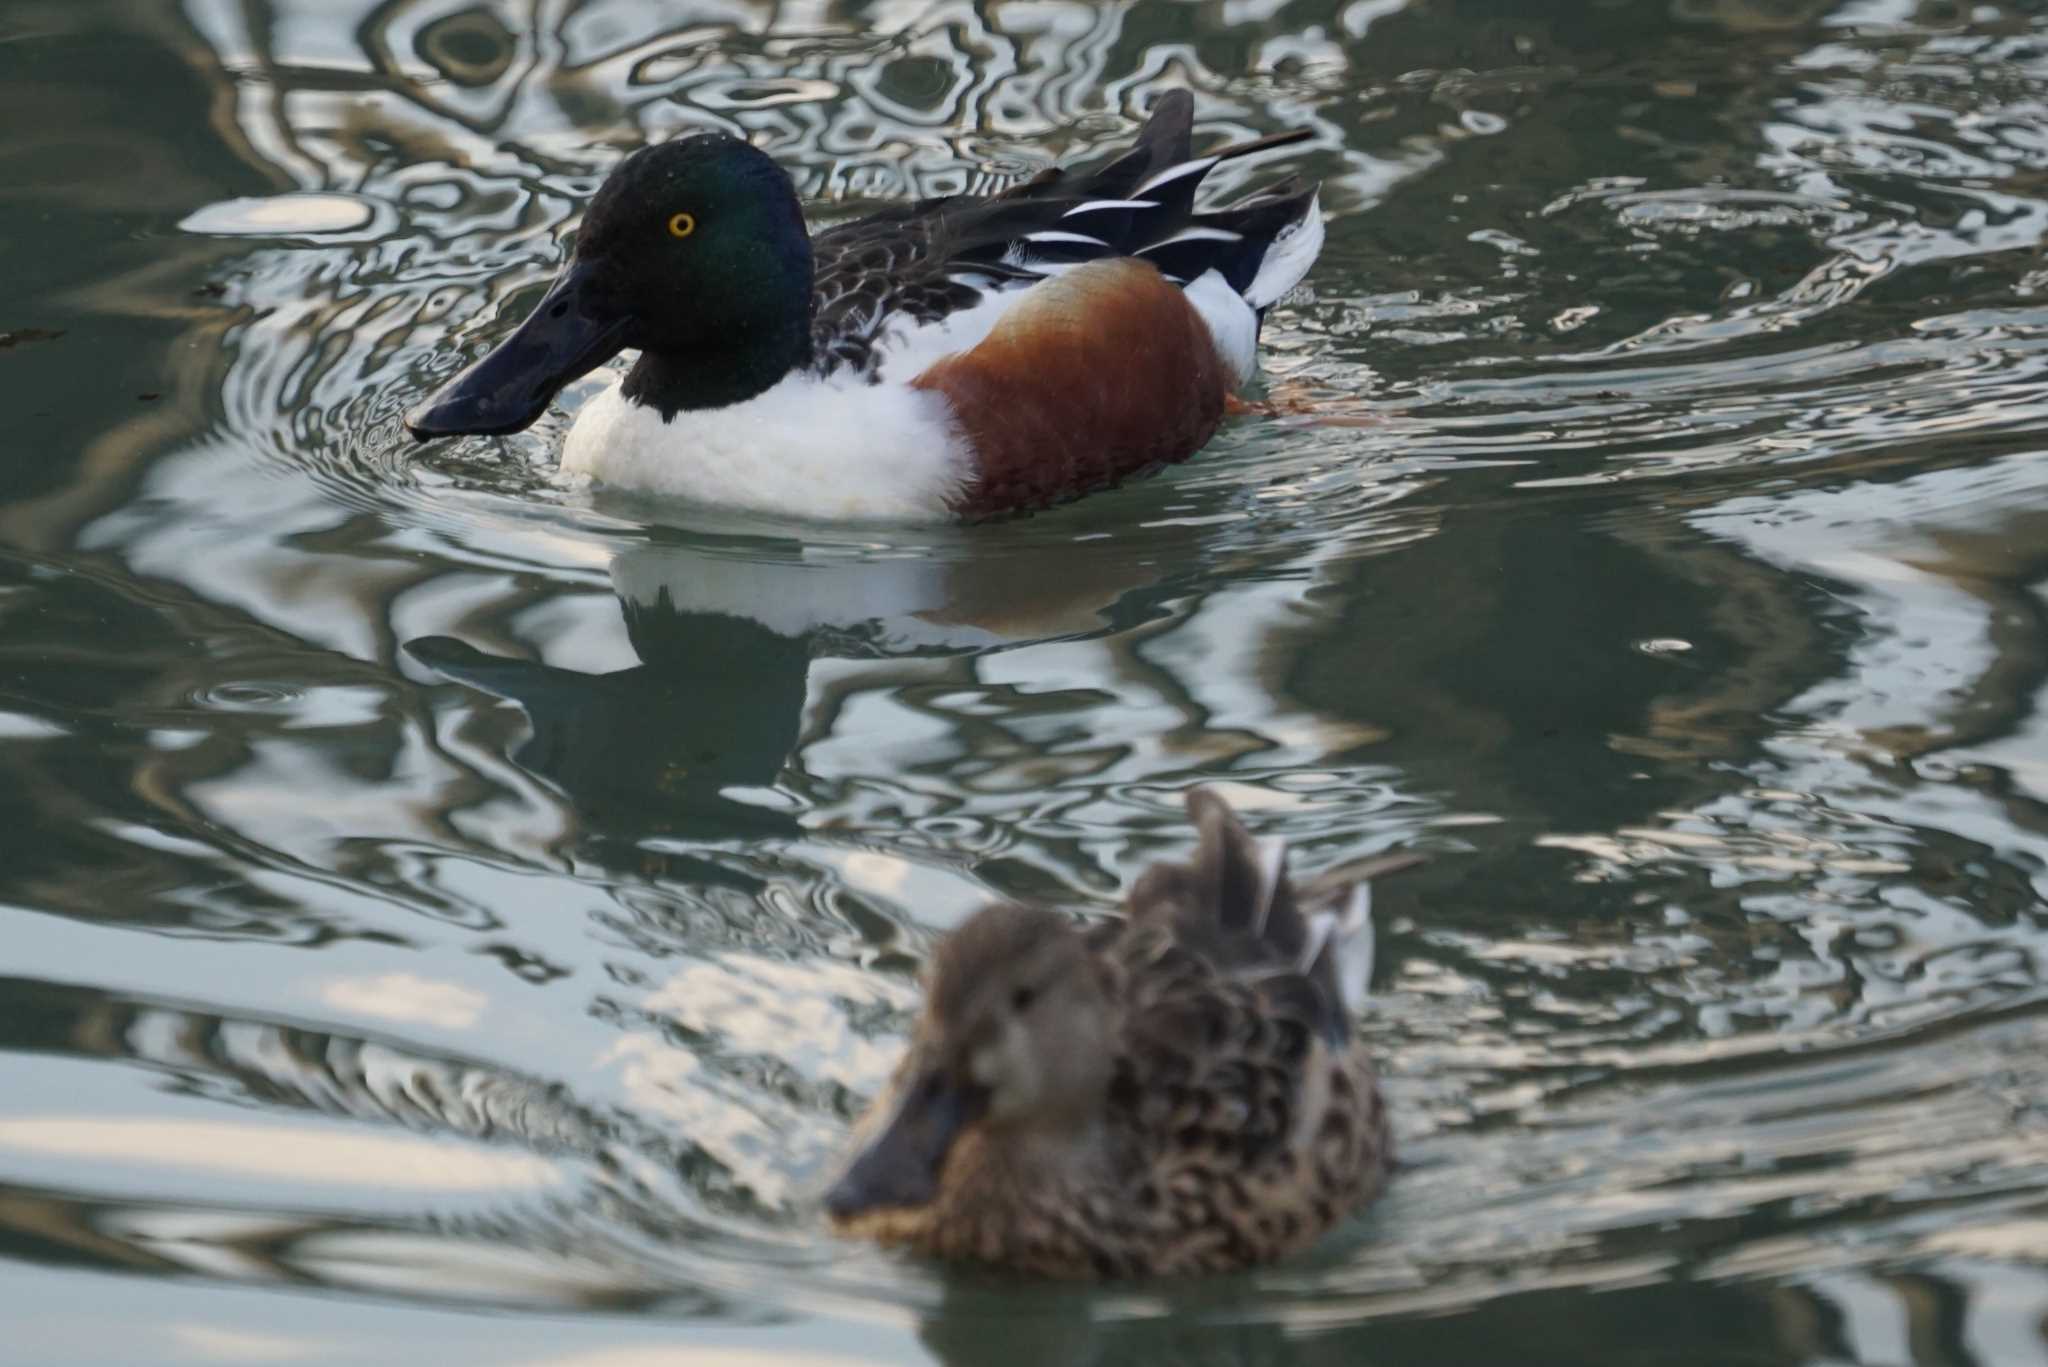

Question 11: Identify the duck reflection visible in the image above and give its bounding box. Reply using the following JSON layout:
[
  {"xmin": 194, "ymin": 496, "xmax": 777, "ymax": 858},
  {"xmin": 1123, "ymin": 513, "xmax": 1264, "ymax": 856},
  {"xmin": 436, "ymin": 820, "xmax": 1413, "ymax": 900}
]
[
  {"xmin": 406, "ymin": 609, "xmax": 812, "ymax": 849},
  {"xmin": 897, "ymin": 1241, "xmax": 2048, "ymax": 1367},
  {"xmin": 402, "ymin": 528, "xmax": 1168, "ymax": 859}
]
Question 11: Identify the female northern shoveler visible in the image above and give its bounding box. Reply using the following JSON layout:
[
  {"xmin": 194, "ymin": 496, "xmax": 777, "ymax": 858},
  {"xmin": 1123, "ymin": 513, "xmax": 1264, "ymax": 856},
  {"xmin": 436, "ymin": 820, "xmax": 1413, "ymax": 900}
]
[
  {"xmin": 825, "ymin": 788, "xmax": 1420, "ymax": 1278},
  {"xmin": 405, "ymin": 91, "xmax": 1324, "ymax": 522}
]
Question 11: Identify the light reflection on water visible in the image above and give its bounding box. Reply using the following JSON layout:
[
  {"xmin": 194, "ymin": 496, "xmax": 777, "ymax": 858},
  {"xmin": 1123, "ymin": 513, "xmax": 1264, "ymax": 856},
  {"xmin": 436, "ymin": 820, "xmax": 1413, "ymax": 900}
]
[{"xmin": 2, "ymin": 0, "xmax": 2048, "ymax": 1362}]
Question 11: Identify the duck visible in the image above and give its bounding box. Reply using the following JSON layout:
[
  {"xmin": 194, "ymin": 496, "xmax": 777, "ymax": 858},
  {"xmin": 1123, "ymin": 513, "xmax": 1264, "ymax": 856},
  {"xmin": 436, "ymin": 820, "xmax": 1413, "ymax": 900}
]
[
  {"xmin": 405, "ymin": 90, "xmax": 1325, "ymax": 523},
  {"xmin": 825, "ymin": 787, "xmax": 1419, "ymax": 1278}
]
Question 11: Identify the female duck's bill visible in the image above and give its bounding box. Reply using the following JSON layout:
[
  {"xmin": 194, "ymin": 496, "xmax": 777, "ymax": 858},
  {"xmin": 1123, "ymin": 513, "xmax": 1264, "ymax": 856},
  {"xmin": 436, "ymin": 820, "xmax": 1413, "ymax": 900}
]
[{"xmin": 826, "ymin": 1071, "xmax": 989, "ymax": 1219}]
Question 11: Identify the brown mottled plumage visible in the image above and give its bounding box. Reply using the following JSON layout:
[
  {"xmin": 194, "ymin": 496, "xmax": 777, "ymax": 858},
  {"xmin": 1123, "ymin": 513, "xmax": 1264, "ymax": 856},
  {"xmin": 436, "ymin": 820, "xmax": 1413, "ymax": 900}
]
[{"xmin": 826, "ymin": 788, "xmax": 1420, "ymax": 1279}]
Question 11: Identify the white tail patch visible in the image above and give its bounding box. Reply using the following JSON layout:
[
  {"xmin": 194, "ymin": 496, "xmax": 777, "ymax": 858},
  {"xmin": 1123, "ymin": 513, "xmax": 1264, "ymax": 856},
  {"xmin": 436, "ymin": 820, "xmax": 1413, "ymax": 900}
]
[
  {"xmin": 1298, "ymin": 914, "xmax": 1333, "ymax": 973},
  {"xmin": 1182, "ymin": 270, "xmax": 1257, "ymax": 384},
  {"xmin": 1133, "ymin": 154, "xmax": 1220, "ymax": 197},
  {"xmin": 1336, "ymin": 884, "xmax": 1375, "ymax": 1009},
  {"xmin": 1062, "ymin": 199, "xmax": 1158, "ymax": 217},
  {"xmin": 1247, "ymin": 835, "xmax": 1287, "ymax": 939},
  {"xmin": 1244, "ymin": 191, "xmax": 1324, "ymax": 310},
  {"xmin": 1303, "ymin": 883, "xmax": 1375, "ymax": 1012}
]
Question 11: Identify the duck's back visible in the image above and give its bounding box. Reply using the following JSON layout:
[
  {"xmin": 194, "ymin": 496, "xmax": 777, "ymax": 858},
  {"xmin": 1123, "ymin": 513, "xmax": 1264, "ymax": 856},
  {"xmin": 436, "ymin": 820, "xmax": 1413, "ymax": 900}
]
[
  {"xmin": 804, "ymin": 90, "xmax": 1322, "ymax": 390},
  {"xmin": 1077, "ymin": 790, "xmax": 1407, "ymax": 1275}
]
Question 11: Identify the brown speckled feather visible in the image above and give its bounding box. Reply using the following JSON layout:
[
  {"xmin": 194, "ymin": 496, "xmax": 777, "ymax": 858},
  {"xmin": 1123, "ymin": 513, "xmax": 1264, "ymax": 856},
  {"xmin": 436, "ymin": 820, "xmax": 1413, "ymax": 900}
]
[{"xmin": 827, "ymin": 788, "xmax": 1416, "ymax": 1279}]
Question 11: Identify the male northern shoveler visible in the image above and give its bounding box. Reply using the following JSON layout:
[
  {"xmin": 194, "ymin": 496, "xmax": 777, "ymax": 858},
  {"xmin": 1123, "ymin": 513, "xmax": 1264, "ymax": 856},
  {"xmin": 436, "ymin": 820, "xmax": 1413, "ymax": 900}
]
[
  {"xmin": 825, "ymin": 788, "xmax": 1420, "ymax": 1278},
  {"xmin": 405, "ymin": 91, "xmax": 1324, "ymax": 522}
]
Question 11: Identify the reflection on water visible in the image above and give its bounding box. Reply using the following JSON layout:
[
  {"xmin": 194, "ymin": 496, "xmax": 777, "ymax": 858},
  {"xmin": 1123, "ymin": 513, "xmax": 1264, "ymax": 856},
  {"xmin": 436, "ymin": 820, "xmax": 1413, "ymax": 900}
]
[{"xmin": 3, "ymin": 0, "xmax": 2048, "ymax": 1363}]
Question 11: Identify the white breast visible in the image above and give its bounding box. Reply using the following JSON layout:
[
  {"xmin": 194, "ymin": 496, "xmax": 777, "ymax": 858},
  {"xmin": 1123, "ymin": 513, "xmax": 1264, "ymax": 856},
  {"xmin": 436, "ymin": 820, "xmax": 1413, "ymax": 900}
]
[{"xmin": 560, "ymin": 370, "xmax": 970, "ymax": 523}]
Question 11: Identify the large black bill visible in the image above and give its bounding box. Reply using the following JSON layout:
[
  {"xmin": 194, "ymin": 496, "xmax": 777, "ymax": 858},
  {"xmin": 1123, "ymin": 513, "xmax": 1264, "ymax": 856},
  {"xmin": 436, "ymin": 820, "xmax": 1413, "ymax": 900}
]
[
  {"xmin": 405, "ymin": 261, "xmax": 629, "ymax": 441},
  {"xmin": 825, "ymin": 1075, "xmax": 985, "ymax": 1220}
]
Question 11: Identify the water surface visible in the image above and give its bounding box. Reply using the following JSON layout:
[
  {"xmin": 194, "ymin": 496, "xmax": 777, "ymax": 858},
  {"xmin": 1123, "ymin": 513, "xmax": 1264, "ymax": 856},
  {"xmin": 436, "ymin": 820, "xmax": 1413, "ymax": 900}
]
[{"xmin": 3, "ymin": 1, "xmax": 2048, "ymax": 1363}]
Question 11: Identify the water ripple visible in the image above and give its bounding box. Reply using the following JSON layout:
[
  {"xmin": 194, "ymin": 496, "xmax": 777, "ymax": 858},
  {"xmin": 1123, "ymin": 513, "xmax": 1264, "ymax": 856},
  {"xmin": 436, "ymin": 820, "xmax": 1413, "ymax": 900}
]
[{"xmin": 4, "ymin": 0, "xmax": 2048, "ymax": 1361}]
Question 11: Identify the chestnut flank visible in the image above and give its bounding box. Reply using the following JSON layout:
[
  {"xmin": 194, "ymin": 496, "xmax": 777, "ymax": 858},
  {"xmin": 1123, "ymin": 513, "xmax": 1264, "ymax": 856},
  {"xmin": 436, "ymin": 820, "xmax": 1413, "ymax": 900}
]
[{"xmin": 912, "ymin": 260, "xmax": 1229, "ymax": 519}]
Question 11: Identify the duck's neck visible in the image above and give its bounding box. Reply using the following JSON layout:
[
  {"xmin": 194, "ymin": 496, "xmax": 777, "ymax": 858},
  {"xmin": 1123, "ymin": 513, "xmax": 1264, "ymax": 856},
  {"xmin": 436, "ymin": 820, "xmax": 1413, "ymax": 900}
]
[{"xmin": 622, "ymin": 311, "xmax": 814, "ymax": 418}]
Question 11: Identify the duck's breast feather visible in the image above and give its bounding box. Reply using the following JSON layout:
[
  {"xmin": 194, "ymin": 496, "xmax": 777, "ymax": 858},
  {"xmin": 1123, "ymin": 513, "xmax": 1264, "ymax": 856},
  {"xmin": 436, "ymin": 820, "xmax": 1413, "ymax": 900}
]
[{"xmin": 911, "ymin": 258, "xmax": 1229, "ymax": 518}]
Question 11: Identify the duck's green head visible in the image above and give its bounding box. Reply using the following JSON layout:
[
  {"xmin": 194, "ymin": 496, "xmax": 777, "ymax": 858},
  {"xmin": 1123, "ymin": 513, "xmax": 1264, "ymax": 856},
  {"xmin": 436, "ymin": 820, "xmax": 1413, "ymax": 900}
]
[{"xmin": 406, "ymin": 133, "xmax": 814, "ymax": 439}]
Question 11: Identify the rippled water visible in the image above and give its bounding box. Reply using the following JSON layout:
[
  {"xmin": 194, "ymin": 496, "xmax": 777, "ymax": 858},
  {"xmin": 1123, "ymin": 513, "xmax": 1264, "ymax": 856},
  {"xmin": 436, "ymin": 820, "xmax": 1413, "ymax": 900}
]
[{"xmin": 4, "ymin": 0, "xmax": 2048, "ymax": 1362}]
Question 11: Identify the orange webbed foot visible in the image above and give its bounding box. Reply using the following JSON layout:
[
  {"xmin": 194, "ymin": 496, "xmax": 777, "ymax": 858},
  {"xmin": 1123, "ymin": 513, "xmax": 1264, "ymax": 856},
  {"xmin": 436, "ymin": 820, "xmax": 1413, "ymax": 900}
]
[{"xmin": 1225, "ymin": 381, "xmax": 1383, "ymax": 428}]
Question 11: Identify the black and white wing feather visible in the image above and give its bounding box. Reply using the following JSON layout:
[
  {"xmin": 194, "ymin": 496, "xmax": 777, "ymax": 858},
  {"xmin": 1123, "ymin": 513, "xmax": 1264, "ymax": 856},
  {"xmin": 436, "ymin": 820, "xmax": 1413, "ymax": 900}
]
[{"xmin": 805, "ymin": 91, "xmax": 1322, "ymax": 381}]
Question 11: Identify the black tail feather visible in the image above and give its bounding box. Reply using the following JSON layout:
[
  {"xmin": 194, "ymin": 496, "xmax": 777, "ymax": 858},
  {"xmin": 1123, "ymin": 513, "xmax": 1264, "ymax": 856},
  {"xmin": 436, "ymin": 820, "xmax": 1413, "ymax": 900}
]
[
  {"xmin": 1079, "ymin": 89, "xmax": 1196, "ymax": 200},
  {"xmin": 1200, "ymin": 125, "xmax": 1315, "ymax": 164},
  {"xmin": 1200, "ymin": 182, "xmax": 1320, "ymax": 297},
  {"xmin": 916, "ymin": 90, "xmax": 1318, "ymax": 297}
]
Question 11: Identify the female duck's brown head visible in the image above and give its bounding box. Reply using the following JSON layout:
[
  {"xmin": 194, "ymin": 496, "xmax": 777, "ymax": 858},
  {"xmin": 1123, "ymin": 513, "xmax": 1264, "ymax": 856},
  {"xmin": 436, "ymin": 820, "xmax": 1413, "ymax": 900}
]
[{"xmin": 825, "ymin": 904, "xmax": 1113, "ymax": 1224}]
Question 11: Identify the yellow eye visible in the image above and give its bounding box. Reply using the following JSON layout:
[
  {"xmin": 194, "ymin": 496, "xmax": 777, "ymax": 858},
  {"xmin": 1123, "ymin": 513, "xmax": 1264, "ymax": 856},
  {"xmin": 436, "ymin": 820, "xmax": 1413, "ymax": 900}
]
[{"xmin": 667, "ymin": 212, "xmax": 696, "ymax": 239}]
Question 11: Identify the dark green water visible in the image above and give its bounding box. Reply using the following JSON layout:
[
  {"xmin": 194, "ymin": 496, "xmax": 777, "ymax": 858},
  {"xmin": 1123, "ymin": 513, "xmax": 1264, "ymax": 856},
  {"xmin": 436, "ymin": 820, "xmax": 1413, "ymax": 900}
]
[{"xmin": 4, "ymin": 0, "xmax": 2048, "ymax": 1362}]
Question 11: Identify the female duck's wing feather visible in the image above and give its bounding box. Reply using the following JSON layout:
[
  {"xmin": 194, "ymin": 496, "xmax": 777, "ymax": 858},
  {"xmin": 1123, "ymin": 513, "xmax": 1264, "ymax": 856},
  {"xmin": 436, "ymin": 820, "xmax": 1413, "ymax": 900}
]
[
  {"xmin": 1096, "ymin": 911, "xmax": 1375, "ymax": 1275},
  {"xmin": 1106, "ymin": 923, "xmax": 1327, "ymax": 1164},
  {"xmin": 1121, "ymin": 788, "xmax": 1419, "ymax": 1043},
  {"xmin": 805, "ymin": 91, "xmax": 1320, "ymax": 381},
  {"xmin": 1298, "ymin": 849, "xmax": 1425, "ymax": 1018},
  {"xmin": 1091, "ymin": 788, "xmax": 1413, "ymax": 1270},
  {"xmin": 1122, "ymin": 786, "xmax": 1343, "ymax": 1041}
]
